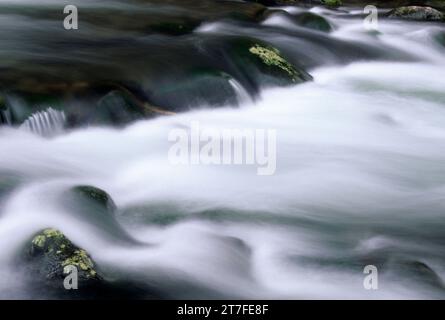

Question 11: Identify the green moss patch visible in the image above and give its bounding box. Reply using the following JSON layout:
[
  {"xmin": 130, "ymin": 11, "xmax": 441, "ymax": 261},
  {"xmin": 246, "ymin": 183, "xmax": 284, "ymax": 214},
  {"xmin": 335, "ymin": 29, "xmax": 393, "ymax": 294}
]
[
  {"xmin": 29, "ymin": 228, "xmax": 101, "ymax": 282},
  {"xmin": 249, "ymin": 44, "xmax": 303, "ymax": 83}
]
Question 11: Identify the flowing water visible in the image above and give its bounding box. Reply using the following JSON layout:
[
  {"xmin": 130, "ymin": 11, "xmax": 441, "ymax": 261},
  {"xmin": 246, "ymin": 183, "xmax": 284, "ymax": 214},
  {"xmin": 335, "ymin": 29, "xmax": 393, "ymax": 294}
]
[{"xmin": 0, "ymin": 1, "xmax": 445, "ymax": 299}]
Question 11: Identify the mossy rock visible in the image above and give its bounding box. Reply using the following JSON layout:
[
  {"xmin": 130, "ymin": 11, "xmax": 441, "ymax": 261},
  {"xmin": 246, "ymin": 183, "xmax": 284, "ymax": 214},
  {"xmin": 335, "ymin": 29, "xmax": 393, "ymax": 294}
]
[
  {"xmin": 247, "ymin": 43, "xmax": 313, "ymax": 85},
  {"xmin": 425, "ymin": 0, "xmax": 445, "ymax": 11},
  {"xmin": 27, "ymin": 228, "xmax": 101, "ymax": 285},
  {"xmin": 293, "ymin": 12, "xmax": 333, "ymax": 32},
  {"xmin": 321, "ymin": 0, "xmax": 343, "ymax": 8},
  {"xmin": 216, "ymin": 38, "xmax": 312, "ymax": 90},
  {"xmin": 388, "ymin": 6, "xmax": 444, "ymax": 21},
  {"xmin": 24, "ymin": 228, "xmax": 155, "ymax": 298}
]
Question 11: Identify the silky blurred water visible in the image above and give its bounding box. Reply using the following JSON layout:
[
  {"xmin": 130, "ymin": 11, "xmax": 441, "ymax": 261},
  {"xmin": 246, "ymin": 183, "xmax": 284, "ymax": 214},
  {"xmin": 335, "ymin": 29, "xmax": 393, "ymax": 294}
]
[{"xmin": 0, "ymin": 2, "xmax": 445, "ymax": 299}]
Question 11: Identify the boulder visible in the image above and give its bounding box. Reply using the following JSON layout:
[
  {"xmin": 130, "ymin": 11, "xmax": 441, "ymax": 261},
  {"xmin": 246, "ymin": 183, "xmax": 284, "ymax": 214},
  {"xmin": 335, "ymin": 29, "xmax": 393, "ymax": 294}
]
[
  {"xmin": 293, "ymin": 12, "xmax": 333, "ymax": 32},
  {"xmin": 62, "ymin": 185, "xmax": 138, "ymax": 245},
  {"xmin": 71, "ymin": 185, "xmax": 117, "ymax": 214},
  {"xmin": 247, "ymin": 43, "xmax": 313, "ymax": 84},
  {"xmin": 321, "ymin": 0, "xmax": 343, "ymax": 7},
  {"xmin": 388, "ymin": 6, "xmax": 444, "ymax": 21},
  {"xmin": 425, "ymin": 0, "xmax": 445, "ymax": 11},
  {"xmin": 92, "ymin": 90, "xmax": 147, "ymax": 126},
  {"xmin": 24, "ymin": 228, "xmax": 155, "ymax": 299},
  {"xmin": 172, "ymin": 37, "xmax": 312, "ymax": 96},
  {"xmin": 27, "ymin": 228, "xmax": 101, "ymax": 287},
  {"xmin": 148, "ymin": 69, "xmax": 242, "ymax": 111}
]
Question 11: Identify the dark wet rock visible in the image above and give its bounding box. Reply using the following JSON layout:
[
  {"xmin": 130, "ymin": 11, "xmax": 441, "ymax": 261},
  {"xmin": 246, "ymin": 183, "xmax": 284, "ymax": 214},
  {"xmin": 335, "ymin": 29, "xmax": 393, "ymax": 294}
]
[
  {"xmin": 341, "ymin": 1, "xmax": 445, "ymax": 11},
  {"xmin": 245, "ymin": 0, "xmax": 280, "ymax": 6},
  {"xmin": 3, "ymin": 83, "xmax": 174, "ymax": 129},
  {"xmin": 388, "ymin": 6, "xmax": 444, "ymax": 21},
  {"xmin": 0, "ymin": 95, "xmax": 10, "ymax": 125},
  {"xmin": 0, "ymin": 93, "xmax": 64, "ymax": 127},
  {"xmin": 241, "ymin": 42, "xmax": 313, "ymax": 86},
  {"xmin": 248, "ymin": 44, "xmax": 304, "ymax": 82},
  {"xmin": 425, "ymin": 0, "xmax": 445, "ymax": 11},
  {"xmin": 27, "ymin": 228, "xmax": 101, "ymax": 286},
  {"xmin": 403, "ymin": 261, "xmax": 444, "ymax": 289},
  {"xmin": 61, "ymin": 84, "xmax": 174, "ymax": 127},
  {"xmin": 390, "ymin": 260, "xmax": 445, "ymax": 291},
  {"xmin": 200, "ymin": 37, "xmax": 313, "ymax": 94},
  {"xmin": 262, "ymin": 9, "xmax": 332, "ymax": 32},
  {"xmin": 23, "ymin": 228, "xmax": 158, "ymax": 299},
  {"xmin": 276, "ymin": 0, "xmax": 304, "ymax": 4},
  {"xmin": 72, "ymin": 186, "xmax": 117, "ymax": 214},
  {"xmin": 147, "ymin": 19, "xmax": 202, "ymax": 36},
  {"xmin": 0, "ymin": 0, "xmax": 266, "ymax": 99},
  {"xmin": 92, "ymin": 90, "xmax": 147, "ymax": 126},
  {"xmin": 321, "ymin": 0, "xmax": 343, "ymax": 7},
  {"xmin": 148, "ymin": 68, "xmax": 241, "ymax": 111},
  {"xmin": 19, "ymin": 186, "xmax": 159, "ymax": 298},
  {"xmin": 293, "ymin": 12, "xmax": 333, "ymax": 32},
  {"xmin": 62, "ymin": 185, "xmax": 138, "ymax": 245}
]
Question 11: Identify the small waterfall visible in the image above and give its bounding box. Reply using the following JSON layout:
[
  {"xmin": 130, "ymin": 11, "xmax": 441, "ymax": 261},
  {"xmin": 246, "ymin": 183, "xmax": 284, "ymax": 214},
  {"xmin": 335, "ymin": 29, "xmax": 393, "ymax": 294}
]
[
  {"xmin": 20, "ymin": 107, "xmax": 66, "ymax": 137},
  {"xmin": 228, "ymin": 78, "xmax": 253, "ymax": 104},
  {"xmin": 0, "ymin": 108, "xmax": 12, "ymax": 126}
]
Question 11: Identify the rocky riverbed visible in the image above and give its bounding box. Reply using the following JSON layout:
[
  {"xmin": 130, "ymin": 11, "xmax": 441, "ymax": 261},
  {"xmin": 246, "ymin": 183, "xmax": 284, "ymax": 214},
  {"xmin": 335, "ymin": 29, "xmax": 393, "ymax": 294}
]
[{"xmin": 0, "ymin": 0, "xmax": 445, "ymax": 299}]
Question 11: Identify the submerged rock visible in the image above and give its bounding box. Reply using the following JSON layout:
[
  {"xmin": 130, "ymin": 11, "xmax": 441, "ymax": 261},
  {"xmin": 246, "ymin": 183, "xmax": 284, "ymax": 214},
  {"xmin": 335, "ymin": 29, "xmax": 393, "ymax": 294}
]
[
  {"xmin": 435, "ymin": 31, "xmax": 445, "ymax": 47},
  {"xmin": 62, "ymin": 185, "xmax": 138, "ymax": 245},
  {"xmin": 92, "ymin": 90, "xmax": 147, "ymax": 126},
  {"xmin": 263, "ymin": 9, "xmax": 332, "ymax": 32},
  {"xmin": 27, "ymin": 228, "xmax": 101, "ymax": 286},
  {"xmin": 148, "ymin": 69, "xmax": 243, "ymax": 111},
  {"xmin": 293, "ymin": 12, "xmax": 333, "ymax": 32},
  {"xmin": 388, "ymin": 260, "xmax": 445, "ymax": 292},
  {"xmin": 0, "ymin": 175, "xmax": 21, "ymax": 202},
  {"xmin": 388, "ymin": 6, "xmax": 444, "ymax": 21},
  {"xmin": 71, "ymin": 185, "xmax": 117, "ymax": 214}
]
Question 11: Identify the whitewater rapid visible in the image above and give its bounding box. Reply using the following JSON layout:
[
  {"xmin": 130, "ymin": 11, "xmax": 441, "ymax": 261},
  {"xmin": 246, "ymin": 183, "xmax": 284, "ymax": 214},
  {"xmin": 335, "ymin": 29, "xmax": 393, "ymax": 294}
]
[{"xmin": 0, "ymin": 5, "xmax": 445, "ymax": 299}]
